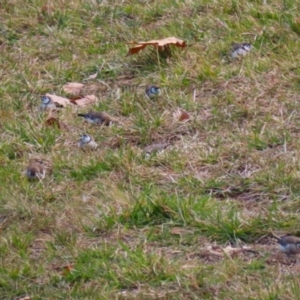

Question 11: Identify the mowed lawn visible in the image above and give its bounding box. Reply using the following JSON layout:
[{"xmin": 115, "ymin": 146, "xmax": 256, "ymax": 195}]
[{"xmin": 1, "ymin": 0, "xmax": 300, "ymax": 299}]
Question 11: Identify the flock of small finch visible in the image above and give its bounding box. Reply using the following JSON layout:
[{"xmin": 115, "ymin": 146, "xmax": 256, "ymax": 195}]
[{"xmin": 23, "ymin": 42, "xmax": 300, "ymax": 260}]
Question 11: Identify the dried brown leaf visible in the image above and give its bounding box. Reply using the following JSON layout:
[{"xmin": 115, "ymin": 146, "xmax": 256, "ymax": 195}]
[
  {"xmin": 45, "ymin": 117, "xmax": 60, "ymax": 129},
  {"xmin": 126, "ymin": 37, "xmax": 186, "ymax": 56},
  {"xmin": 63, "ymin": 82, "xmax": 85, "ymax": 94},
  {"xmin": 173, "ymin": 109, "xmax": 190, "ymax": 122},
  {"xmin": 68, "ymin": 95, "xmax": 82, "ymax": 101},
  {"xmin": 179, "ymin": 110, "xmax": 190, "ymax": 122},
  {"xmin": 71, "ymin": 95, "xmax": 98, "ymax": 106},
  {"xmin": 46, "ymin": 94, "xmax": 71, "ymax": 107},
  {"xmin": 61, "ymin": 264, "xmax": 74, "ymax": 276}
]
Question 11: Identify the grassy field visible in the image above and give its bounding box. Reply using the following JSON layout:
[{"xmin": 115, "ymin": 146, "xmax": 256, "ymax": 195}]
[{"xmin": 2, "ymin": 0, "xmax": 300, "ymax": 299}]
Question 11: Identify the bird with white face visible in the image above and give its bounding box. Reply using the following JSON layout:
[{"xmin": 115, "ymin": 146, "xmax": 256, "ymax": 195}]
[
  {"xmin": 40, "ymin": 96, "xmax": 56, "ymax": 111},
  {"xmin": 79, "ymin": 134, "xmax": 98, "ymax": 150},
  {"xmin": 77, "ymin": 111, "xmax": 112, "ymax": 126},
  {"xmin": 231, "ymin": 43, "xmax": 252, "ymax": 59},
  {"xmin": 145, "ymin": 86, "xmax": 160, "ymax": 99}
]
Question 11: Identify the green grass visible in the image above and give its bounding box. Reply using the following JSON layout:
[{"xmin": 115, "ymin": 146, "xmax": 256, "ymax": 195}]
[{"xmin": 2, "ymin": 0, "xmax": 300, "ymax": 299}]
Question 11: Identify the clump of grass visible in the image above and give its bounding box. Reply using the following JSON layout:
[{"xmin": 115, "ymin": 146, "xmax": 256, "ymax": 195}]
[{"xmin": 2, "ymin": 0, "xmax": 300, "ymax": 298}]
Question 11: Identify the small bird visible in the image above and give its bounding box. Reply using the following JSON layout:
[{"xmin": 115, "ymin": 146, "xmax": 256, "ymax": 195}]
[
  {"xmin": 79, "ymin": 134, "xmax": 98, "ymax": 150},
  {"xmin": 25, "ymin": 159, "xmax": 51, "ymax": 180},
  {"xmin": 40, "ymin": 96, "xmax": 57, "ymax": 111},
  {"xmin": 275, "ymin": 235, "xmax": 300, "ymax": 257},
  {"xmin": 231, "ymin": 43, "xmax": 252, "ymax": 59},
  {"xmin": 77, "ymin": 111, "xmax": 112, "ymax": 126},
  {"xmin": 144, "ymin": 143, "xmax": 170, "ymax": 158},
  {"xmin": 145, "ymin": 86, "xmax": 160, "ymax": 99}
]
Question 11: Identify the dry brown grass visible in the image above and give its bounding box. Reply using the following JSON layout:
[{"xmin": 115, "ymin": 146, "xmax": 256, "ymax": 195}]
[{"xmin": 2, "ymin": 0, "xmax": 300, "ymax": 299}]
